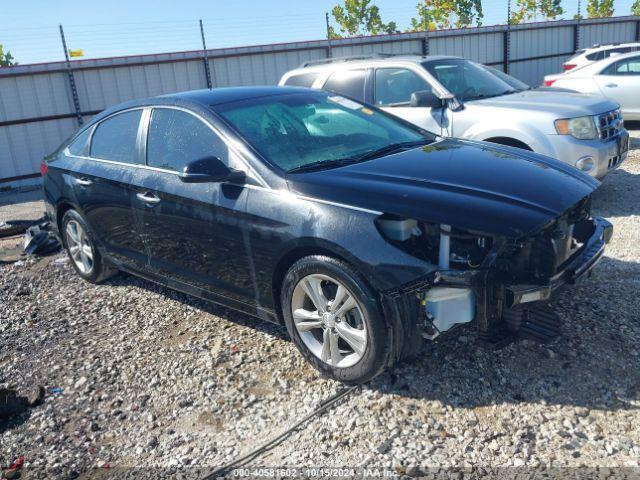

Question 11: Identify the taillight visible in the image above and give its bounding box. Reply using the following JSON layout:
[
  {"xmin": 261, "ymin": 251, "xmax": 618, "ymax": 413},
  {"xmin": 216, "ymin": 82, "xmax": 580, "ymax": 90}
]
[
  {"xmin": 40, "ymin": 161, "xmax": 49, "ymax": 176},
  {"xmin": 563, "ymin": 64, "xmax": 576, "ymax": 71},
  {"xmin": 543, "ymin": 79, "xmax": 556, "ymax": 87}
]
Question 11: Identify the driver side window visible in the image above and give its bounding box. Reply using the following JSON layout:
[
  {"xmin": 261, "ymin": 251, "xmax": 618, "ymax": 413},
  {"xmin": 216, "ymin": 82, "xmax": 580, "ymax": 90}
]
[
  {"xmin": 146, "ymin": 108, "xmax": 228, "ymax": 172},
  {"xmin": 375, "ymin": 68, "xmax": 432, "ymax": 106}
]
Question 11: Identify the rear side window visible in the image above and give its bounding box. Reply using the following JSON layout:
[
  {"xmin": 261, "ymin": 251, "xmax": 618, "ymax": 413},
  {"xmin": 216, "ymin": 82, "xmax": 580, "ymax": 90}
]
[
  {"xmin": 375, "ymin": 68, "xmax": 432, "ymax": 106},
  {"xmin": 284, "ymin": 72, "xmax": 320, "ymax": 88},
  {"xmin": 91, "ymin": 110, "xmax": 143, "ymax": 164},
  {"xmin": 322, "ymin": 70, "xmax": 366, "ymax": 101},
  {"xmin": 586, "ymin": 50, "xmax": 605, "ymax": 61},
  {"xmin": 602, "ymin": 57, "xmax": 640, "ymax": 76},
  {"xmin": 146, "ymin": 108, "xmax": 227, "ymax": 172},
  {"xmin": 67, "ymin": 128, "xmax": 91, "ymax": 157}
]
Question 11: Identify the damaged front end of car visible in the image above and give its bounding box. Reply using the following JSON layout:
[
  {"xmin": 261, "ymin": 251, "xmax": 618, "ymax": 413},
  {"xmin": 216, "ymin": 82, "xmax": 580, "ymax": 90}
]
[{"xmin": 378, "ymin": 195, "xmax": 612, "ymax": 348}]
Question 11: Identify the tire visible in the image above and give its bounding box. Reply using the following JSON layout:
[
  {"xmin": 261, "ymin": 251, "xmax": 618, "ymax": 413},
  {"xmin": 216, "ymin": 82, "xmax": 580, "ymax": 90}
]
[
  {"xmin": 281, "ymin": 255, "xmax": 395, "ymax": 384},
  {"xmin": 61, "ymin": 209, "xmax": 117, "ymax": 284}
]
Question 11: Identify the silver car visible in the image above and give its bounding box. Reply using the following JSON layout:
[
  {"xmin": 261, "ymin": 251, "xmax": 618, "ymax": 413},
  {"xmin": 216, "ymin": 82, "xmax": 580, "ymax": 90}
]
[
  {"xmin": 279, "ymin": 55, "xmax": 629, "ymax": 178},
  {"xmin": 545, "ymin": 51, "xmax": 640, "ymax": 121}
]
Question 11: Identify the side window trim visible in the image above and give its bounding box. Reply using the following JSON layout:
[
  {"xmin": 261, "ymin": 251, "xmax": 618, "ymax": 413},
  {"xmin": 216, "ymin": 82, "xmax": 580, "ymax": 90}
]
[
  {"xmin": 139, "ymin": 108, "xmax": 152, "ymax": 167},
  {"xmin": 67, "ymin": 105, "xmax": 267, "ymax": 188}
]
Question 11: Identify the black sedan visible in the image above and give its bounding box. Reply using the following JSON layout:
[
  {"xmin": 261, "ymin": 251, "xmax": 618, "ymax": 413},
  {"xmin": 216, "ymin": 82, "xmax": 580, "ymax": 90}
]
[{"xmin": 42, "ymin": 87, "xmax": 611, "ymax": 384}]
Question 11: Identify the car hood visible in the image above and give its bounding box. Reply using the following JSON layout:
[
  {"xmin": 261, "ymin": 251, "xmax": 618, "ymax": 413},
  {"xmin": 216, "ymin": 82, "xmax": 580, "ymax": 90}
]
[
  {"xmin": 287, "ymin": 139, "xmax": 599, "ymax": 239},
  {"xmin": 471, "ymin": 90, "xmax": 617, "ymax": 117}
]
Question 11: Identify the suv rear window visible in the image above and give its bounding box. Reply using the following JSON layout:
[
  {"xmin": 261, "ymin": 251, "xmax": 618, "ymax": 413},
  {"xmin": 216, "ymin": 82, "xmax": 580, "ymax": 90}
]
[
  {"xmin": 322, "ymin": 70, "xmax": 366, "ymax": 101},
  {"xmin": 283, "ymin": 72, "xmax": 320, "ymax": 88}
]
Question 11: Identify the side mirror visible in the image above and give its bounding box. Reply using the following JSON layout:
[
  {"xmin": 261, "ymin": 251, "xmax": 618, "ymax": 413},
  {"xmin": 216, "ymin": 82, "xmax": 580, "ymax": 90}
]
[
  {"xmin": 410, "ymin": 90, "xmax": 443, "ymax": 109},
  {"xmin": 179, "ymin": 156, "xmax": 245, "ymax": 184}
]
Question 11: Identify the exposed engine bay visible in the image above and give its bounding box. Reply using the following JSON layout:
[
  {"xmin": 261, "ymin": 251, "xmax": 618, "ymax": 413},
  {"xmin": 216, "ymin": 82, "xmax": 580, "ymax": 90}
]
[{"xmin": 377, "ymin": 196, "xmax": 612, "ymax": 345}]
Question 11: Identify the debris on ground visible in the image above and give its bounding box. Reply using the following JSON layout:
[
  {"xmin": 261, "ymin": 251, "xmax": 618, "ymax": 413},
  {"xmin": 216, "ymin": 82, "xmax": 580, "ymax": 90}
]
[
  {"xmin": 0, "ymin": 218, "xmax": 42, "ymax": 239},
  {"xmin": 23, "ymin": 222, "xmax": 59, "ymax": 256},
  {"xmin": 1, "ymin": 456, "xmax": 25, "ymax": 480}
]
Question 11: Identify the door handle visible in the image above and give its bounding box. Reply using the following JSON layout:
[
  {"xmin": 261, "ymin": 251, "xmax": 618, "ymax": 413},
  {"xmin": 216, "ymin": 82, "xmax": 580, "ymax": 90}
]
[
  {"xmin": 75, "ymin": 177, "xmax": 93, "ymax": 187},
  {"xmin": 605, "ymin": 83, "xmax": 618, "ymax": 88},
  {"xmin": 136, "ymin": 192, "xmax": 161, "ymax": 204}
]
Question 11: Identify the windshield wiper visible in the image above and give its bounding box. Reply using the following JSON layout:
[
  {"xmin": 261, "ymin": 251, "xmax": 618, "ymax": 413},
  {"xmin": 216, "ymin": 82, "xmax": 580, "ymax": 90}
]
[
  {"xmin": 467, "ymin": 90, "xmax": 516, "ymax": 101},
  {"xmin": 350, "ymin": 139, "xmax": 434, "ymax": 162},
  {"xmin": 287, "ymin": 139, "xmax": 433, "ymax": 174},
  {"xmin": 288, "ymin": 157, "xmax": 364, "ymax": 173}
]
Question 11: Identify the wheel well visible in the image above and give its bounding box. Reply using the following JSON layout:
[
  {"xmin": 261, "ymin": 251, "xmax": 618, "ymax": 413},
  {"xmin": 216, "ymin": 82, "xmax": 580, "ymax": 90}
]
[
  {"xmin": 271, "ymin": 246, "xmax": 352, "ymax": 323},
  {"xmin": 483, "ymin": 137, "xmax": 533, "ymax": 151},
  {"xmin": 55, "ymin": 201, "xmax": 75, "ymax": 236}
]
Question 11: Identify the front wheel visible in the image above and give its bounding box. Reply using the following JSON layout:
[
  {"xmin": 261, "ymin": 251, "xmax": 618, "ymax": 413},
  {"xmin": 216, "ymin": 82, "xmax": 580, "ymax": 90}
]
[
  {"xmin": 281, "ymin": 256, "xmax": 394, "ymax": 384},
  {"xmin": 61, "ymin": 209, "xmax": 117, "ymax": 284}
]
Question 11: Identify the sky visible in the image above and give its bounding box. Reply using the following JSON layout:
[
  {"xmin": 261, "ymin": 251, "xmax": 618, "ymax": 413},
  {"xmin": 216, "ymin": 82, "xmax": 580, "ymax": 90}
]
[{"xmin": 1, "ymin": 0, "xmax": 636, "ymax": 65}]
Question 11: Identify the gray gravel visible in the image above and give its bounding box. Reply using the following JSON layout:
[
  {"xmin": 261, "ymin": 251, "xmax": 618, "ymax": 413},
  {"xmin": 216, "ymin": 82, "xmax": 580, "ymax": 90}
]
[{"xmin": 1, "ymin": 137, "xmax": 639, "ymax": 478}]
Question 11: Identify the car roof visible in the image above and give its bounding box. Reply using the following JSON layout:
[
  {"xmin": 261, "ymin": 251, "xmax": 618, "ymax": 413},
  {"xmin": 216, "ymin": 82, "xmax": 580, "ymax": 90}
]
[
  {"xmin": 584, "ymin": 42, "xmax": 640, "ymax": 53},
  {"xmin": 162, "ymin": 86, "xmax": 314, "ymax": 106},
  {"xmin": 290, "ymin": 54, "xmax": 459, "ymax": 73},
  {"xmin": 85, "ymin": 86, "xmax": 319, "ymax": 127}
]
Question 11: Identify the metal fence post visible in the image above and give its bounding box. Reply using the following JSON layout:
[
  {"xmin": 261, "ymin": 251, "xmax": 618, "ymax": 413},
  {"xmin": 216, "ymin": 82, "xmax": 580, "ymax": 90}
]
[
  {"xmin": 325, "ymin": 12, "xmax": 333, "ymax": 58},
  {"xmin": 575, "ymin": 0, "xmax": 582, "ymax": 50},
  {"xmin": 421, "ymin": 34, "xmax": 429, "ymax": 56},
  {"xmin": 504, "ymin": 0, "xmax": 511, "ymax": 73},
  {"xmin": 59, "ymin": 25, "xmax": 83, "ymax": 127},
  {"xmin": 199, "ymin": 19, "xmax": 213, "ymax": 89}
]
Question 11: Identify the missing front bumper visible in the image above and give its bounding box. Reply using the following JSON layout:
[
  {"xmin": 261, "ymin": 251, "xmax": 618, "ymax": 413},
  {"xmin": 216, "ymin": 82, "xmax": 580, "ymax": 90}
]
[{"xmin": 504, "ymin": 217, "xmax": 612, "ymax": 308}]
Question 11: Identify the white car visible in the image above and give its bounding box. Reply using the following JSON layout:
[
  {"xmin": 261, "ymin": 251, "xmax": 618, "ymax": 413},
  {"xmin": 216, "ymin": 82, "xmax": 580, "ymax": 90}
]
[
  {"xmin": 544, "ymin": 51, "xmax": 640, "ymax": 121},
  {"xmin": 562, "ymin": 43, "xmax": 640, "ymax": 72}
]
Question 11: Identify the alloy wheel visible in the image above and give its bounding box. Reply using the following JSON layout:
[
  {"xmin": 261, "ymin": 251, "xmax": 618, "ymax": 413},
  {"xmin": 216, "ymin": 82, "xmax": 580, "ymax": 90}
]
[
  {"xmin": 65, "ymin": 220, "xmax": 94, "ymax": 275},
  {"xmin": 291, "ymin": 274, "xmax": 367, "ymax": 368}
]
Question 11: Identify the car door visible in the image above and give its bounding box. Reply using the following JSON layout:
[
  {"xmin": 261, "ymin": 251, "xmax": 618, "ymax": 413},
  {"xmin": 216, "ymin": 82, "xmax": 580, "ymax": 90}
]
[
  {"xmin": 131, "ymin": 106, "xmax": 256, "ymax": 309},
  {"xmin": 372, "ymin": 67, "xmax": 450, "ymax": 136},
  {"xmin": 594, "ymin": 56, "xmax": 640, "ymax": 119},
  {"xmin": 67, "ymin": 108, "xmax": 149, "ymax": 270}
]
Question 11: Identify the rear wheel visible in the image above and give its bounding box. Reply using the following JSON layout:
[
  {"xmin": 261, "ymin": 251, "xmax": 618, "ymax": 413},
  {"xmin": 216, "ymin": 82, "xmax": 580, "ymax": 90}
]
[
  {"xmin": 61, "ymin": 209, "xmax": 117, "ymax": 283},
  {"xmin": 281, "ymin": 255, "xmax": 394, "ymax": 384}
]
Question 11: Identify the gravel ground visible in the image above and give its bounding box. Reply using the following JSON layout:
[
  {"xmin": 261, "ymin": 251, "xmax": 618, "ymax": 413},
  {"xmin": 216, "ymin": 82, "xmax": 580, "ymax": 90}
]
[{"xmin": 1, "ymin": 135, "xmax": 639, "ymax": 478}]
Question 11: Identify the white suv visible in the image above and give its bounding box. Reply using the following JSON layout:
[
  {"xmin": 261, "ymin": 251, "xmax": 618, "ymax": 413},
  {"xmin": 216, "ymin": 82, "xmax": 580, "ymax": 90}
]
[
  {"xmin": 561, "ymin": 43, "xmax": 640, "ymax": 73},
  {"xmin": 279, "ymin": 54, "xmax": 628, "ymax": 178}
]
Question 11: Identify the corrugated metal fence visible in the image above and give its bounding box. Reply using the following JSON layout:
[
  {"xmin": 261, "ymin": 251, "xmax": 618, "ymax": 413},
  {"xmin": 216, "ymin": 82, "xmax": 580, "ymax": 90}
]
[{"xmin": 1, "ymin": 15, "xmax": 639, "ymax": 188}]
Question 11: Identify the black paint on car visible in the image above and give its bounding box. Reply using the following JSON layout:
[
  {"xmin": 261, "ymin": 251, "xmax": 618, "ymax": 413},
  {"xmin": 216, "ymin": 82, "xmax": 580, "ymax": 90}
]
[{"xmin": 42, "ymin": 87, "xmax": 612, "ymax": 383}]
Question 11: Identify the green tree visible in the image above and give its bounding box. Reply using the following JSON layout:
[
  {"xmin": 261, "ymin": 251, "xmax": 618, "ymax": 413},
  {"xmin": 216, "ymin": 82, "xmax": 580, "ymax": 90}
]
[
  {"xmin": 586, "ymin": 0, "xmax": 614, "ymax": 17},
  {"xmin": 0, "ymin": 44, "xmax": 18, "ymax": 67},
  {"xmin": 329, "ymin": 0, "xmax": 398, "ymax": 38},
  {"xmin": 407, "ymin": 0, "xmax": 483, "ymax": 31},
  {"xmin": 632, "ymin": 0, "xmax": 640, "ymax": 16},
  {"xmin": 510, "ymin": 0, "xmax": 563, "ymax": 24}
]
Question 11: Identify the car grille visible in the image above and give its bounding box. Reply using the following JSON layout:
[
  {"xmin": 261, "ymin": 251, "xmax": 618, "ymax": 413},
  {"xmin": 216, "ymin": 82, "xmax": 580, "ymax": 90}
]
[{"xmin": 597, "ymin": 109, "xmax": 623, "ymax": 141}]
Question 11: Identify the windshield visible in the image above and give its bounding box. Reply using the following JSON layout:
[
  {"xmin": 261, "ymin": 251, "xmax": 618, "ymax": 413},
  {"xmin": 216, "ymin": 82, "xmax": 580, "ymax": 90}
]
[
  {"xmin": 422, "ymin": 58, "xmax": 516, "ymax": 101},
  {"xmin": 214, "ymin": 92, "xmax": 432, "ymax": 173},
  {"xmin": 482, "ymin": 65, "xmax": 530, "ymax": 91}
]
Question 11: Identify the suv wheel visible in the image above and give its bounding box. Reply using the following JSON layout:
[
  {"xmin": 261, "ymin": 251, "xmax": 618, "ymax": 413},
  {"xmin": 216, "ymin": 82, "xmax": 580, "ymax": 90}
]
[
  {"xmin": 281, "ymin": 255, "xmax": 394, "ymax": 384},
  {"xmin": 61, "ymin": 209, "xmax": 117, "ymax": 283}
]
